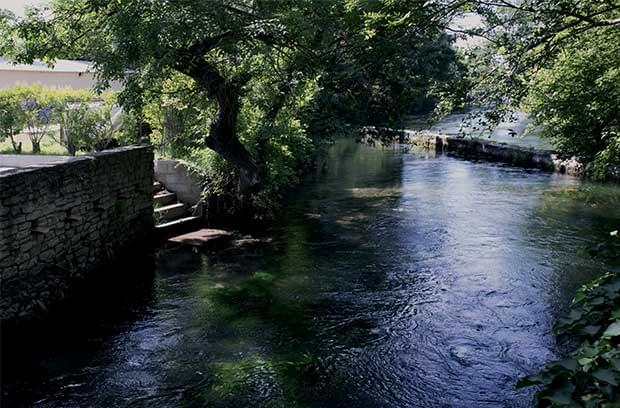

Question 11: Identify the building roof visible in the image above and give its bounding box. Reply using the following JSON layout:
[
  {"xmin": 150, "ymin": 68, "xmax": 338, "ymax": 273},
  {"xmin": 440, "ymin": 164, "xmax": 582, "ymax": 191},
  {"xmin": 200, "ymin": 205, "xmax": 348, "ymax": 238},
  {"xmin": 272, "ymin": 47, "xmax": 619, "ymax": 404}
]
[{"xmin": 0, "ymin": 57, "xmax": 94, "ymax": 73}]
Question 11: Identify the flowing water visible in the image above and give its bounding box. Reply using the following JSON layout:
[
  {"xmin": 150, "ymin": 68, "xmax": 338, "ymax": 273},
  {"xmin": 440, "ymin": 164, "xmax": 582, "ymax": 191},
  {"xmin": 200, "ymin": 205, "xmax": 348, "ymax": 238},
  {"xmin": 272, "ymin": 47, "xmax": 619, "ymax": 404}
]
[{"xmin": 3, "ymin": 140, "xmax": 620, "ymax": 407}]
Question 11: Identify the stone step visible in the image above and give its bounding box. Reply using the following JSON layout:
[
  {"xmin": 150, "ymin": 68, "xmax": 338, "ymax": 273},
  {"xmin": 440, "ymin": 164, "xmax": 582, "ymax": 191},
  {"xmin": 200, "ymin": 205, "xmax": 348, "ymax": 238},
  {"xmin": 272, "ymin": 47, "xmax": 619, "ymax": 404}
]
[
  {"xmin": 153, "ymin": 181, "xmax": 164, "ymax": 194},
  {"xmin": 155, "ymin": 216, "xmax": 203, "ymax": 238},
  {"xmin": 168, "ymin": 228, "xmax": 234, "ymax": 246},
  {"xmin": 154, "ymin": 202, "xmax": 187, "ymax": 222},
  {"xmin": 154, "ymin": 191, "xmax": 177, "ymax": 207}
]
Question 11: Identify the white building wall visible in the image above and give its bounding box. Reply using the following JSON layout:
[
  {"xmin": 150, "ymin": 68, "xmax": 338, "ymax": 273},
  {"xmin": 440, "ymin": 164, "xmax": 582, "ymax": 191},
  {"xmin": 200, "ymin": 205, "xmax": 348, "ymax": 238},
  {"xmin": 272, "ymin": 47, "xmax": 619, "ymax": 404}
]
[{"xmin": 0, "ymin": 70, "xmax": 122, "ymax": 90}]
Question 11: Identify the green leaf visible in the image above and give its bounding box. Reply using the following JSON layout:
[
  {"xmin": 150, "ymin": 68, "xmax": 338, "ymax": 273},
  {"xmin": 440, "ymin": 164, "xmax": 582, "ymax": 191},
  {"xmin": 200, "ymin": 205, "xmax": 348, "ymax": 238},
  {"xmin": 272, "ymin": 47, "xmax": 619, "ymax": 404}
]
[
  {"xmin": 588, "ymin": 296, "xmax": 607, "ymax": 306},
  {"xmin": 541, "ymin": 376, "xmax": 576, "ymax": 405},
  {"xmin": 592, "ymin": 368, "xmax": 618, "ymax": 386},
  {"xmin": 582, "ymin": 326, "xmax": 602, "ymax": 337},
  {"xmin": 516, "ymin": 374, "xmax": 545, "ymax": 388},
  {"xmin": 552, "ymin": 358, "xmax": 579, "ymax": 372},
  {"xmin": 558, "ymin": 309, "xmax": 584, "ymax": 327},
  {"xmin": 603, "ymin": 322, "xmax": 620, "ymax": 338},
  {"xmin": 609, "ymin": 357, "xmax": 620, "ymax": 371}
]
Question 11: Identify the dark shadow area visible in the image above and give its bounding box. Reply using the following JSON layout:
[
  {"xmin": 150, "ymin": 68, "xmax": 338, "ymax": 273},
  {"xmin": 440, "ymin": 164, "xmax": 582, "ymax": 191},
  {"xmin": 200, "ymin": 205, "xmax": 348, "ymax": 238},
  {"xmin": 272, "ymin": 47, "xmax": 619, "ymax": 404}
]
[{"xmin": 1, "ymin": 251, "xmax": 158, "ymax": 407}]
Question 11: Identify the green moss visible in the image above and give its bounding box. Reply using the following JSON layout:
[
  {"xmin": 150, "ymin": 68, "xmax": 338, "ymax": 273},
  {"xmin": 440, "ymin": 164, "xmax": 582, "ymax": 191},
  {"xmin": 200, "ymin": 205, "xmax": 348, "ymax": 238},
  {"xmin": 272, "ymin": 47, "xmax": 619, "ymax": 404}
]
[{"xmin": 206, "ymin": 354, "xmax": 319, "ymax": 407}]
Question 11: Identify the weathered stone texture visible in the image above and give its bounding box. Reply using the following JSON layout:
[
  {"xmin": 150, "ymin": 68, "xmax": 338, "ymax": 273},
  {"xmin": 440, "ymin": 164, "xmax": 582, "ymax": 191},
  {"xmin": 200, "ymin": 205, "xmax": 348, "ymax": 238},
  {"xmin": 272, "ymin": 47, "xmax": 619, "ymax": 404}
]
[
  {"xmin": 359, "ymin": 126, "xmax": 586, "ymax": 177},
  {"xmin": 154, "ymin": 159, "xmax": 204, "ymax": 214},
  {"xmin": 0, "ymin": 146, "xmax": 154, "ymax": 321}
]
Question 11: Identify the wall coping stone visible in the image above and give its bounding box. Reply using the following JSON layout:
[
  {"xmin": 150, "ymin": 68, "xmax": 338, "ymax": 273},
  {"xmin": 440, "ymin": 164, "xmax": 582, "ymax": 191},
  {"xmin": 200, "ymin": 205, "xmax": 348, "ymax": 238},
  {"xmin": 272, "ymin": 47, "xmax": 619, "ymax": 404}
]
[{"xmin": 0, "ymin": 145, "xmax": 151, "ymax": 179}]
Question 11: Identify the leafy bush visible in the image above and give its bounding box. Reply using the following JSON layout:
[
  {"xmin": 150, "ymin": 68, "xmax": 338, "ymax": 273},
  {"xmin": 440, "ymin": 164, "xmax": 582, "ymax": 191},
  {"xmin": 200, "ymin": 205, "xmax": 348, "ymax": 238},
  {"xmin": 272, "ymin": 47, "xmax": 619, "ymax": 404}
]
[
  {"xmin": 58, "ymin": 102, "xmax": 113, "ymax": 156},
  {"xmin": 518, "ymin": 233, "xmax": 620, "ymax": 406},
  {"xmin": 0, "ymin": 90, "xmax": 25, "ymax": 153},
  {"xmin": 20, "ymin": 98, "xmax": 55, "ymax": 154},
  {"xmin": 526, "ymin": 28, "xmax": 620, "ymax": 176},
  {"xmin": 0, "ymin": 85, "xmax": 124, "ymax": 155},
  {"xmin": 590, "ymin": 139, "xmax": 620, "ymax": 182}
]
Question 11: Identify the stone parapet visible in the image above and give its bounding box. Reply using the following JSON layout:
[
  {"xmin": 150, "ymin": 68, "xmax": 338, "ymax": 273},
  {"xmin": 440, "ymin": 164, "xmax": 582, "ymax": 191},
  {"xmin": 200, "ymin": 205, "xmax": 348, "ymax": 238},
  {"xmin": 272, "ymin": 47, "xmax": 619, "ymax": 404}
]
[{"xmin": 0, "ymin": 146, "xmax": 154, "ymax": 321}]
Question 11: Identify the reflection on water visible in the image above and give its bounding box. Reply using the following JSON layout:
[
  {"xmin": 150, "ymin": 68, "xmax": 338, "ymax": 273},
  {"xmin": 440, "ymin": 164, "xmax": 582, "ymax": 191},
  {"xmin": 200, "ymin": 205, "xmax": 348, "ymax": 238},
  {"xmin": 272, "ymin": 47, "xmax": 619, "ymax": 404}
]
[
  {"xmin": 2, "ymin": 140, "xmax": 620, "ymax": 407},
  {"xmin": 405, "ymin": 112, "xmax": 553, "ymax": 150}
]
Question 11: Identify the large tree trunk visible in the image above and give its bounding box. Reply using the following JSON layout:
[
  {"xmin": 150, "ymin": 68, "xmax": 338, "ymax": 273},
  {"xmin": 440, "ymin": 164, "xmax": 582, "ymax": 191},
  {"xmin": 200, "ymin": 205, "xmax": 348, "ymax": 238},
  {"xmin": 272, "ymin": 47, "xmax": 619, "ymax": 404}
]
[
  {"xmin": 205, "ymin": 84, "xmax": 261, "ymax": 192},
  {"xmin": 175, "ymin": 50, "xmax": 261, "ymax": 193}
]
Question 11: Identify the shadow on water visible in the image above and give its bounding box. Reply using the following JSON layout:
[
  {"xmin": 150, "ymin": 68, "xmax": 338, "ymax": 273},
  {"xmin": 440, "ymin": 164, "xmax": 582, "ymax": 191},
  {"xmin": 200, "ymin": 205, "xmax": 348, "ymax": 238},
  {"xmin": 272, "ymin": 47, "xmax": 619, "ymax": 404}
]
[
  {"xmin": 2, "ymin": 139, "xmax": 620, "ymax": 407},
  {"xmin": 527, "ymin": 182, "xmax": 620, "ymax": 313},
  {"xmin": 1, "ymin": 251, "xmax": 159, "ymax": 407}
]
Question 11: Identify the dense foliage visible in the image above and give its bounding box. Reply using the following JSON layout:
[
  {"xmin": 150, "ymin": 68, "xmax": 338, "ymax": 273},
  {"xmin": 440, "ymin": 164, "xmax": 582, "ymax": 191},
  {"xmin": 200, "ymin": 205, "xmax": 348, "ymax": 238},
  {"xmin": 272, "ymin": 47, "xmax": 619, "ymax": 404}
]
[
  {"xmin": 0, "ymin": 0, "xmax": 465, "ymax": 211},
  {"xmin": 458, "ymin": 0, "xmax": 620, "ymax": 177},
  {"xmin": 526, "ymin": 28, "xmax": 620, "ymax": 178},
  {"xmin": 0, "ymin": 85, "xmax": 118, "ymax": 155},
  {"xmin": 0, "ymin": 88, "xmax": 25, "ymax": 153}
]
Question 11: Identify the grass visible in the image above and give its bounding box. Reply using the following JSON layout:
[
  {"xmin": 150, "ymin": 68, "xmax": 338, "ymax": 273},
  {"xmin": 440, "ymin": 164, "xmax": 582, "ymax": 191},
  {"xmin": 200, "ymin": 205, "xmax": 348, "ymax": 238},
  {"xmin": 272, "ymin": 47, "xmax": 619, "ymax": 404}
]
[{"xmin": 0, "ymin": 132, "xmax": 68, "ymax": 156}]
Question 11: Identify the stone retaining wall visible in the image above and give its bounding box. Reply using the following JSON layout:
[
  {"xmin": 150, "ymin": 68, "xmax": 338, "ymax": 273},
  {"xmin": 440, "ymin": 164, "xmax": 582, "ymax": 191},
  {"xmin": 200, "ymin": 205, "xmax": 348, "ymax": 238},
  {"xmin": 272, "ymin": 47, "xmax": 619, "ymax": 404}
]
[
  {"xmin": 359, "ymin": 127, "xmax": 584, "ymax": 177},
  {"xmin": 154, "ymin": 159, "xmax": 204, "ymax": 215},
  {"xmin": 0, "ymin": 146, "xmax": 154, "ymax": 321}
]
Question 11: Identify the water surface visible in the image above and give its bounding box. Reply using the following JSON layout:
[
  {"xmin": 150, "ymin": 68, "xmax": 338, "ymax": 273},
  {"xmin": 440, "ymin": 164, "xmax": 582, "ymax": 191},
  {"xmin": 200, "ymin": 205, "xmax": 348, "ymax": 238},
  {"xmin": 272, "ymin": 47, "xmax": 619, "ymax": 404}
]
[{"xmin": 3, "ymin": 140, "xmax": 620, "ymax": 407}]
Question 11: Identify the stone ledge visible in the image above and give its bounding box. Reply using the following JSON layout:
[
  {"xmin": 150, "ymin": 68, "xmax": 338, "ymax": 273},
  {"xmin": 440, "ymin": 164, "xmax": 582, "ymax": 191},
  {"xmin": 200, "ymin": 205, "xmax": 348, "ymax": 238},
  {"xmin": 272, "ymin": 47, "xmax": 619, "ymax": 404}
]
[
  {"xmin": 0, "ymin": 145, "xmax": 152, "ymax": 179},
  {"xmin": 359, "ymin": 126, "xmax": 585, "ymax": 177}
]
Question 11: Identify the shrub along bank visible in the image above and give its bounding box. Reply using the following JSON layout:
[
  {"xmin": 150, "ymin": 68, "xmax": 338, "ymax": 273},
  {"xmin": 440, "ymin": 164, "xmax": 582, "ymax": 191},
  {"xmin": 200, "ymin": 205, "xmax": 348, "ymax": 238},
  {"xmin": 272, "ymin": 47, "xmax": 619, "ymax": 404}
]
[{"xmin": 518, "ymin": 233, "xmax": 620, "ymax": 406}]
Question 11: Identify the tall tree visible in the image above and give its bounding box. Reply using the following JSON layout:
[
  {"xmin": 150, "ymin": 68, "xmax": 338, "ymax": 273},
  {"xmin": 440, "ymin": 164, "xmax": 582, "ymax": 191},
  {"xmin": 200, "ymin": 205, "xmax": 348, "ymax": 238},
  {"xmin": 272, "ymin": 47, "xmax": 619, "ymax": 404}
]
[
  {"xmin": 0, "ymin": 0, "xmax": 463, "ymax": 190},
  {"xmin": 449, "ymin": 0, "xmax": 620, "ymax": 120}
]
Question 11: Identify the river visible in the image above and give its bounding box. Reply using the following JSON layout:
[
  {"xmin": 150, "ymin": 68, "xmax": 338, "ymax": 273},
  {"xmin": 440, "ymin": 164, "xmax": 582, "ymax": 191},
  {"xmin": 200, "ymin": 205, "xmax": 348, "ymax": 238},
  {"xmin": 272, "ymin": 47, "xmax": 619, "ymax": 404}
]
[{"xmin": 2, "ymin": 139, "xmax": 620, "ymax": 407}]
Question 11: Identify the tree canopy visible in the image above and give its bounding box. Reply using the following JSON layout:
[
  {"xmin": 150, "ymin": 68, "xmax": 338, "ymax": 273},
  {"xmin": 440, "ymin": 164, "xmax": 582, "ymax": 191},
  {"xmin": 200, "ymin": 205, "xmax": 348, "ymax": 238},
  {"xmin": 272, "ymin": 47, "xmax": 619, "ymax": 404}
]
[
  {"xmin": 0, "ymin": 0, "xmax": 465, "ymax": 191},
  {"xmin": 456, "ymin": 0, "xmax": 620, "ymax": 175},
  {"xmin": 3, "ymin": 0, "xmax": 617, "ymax": 183}
]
